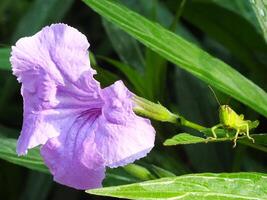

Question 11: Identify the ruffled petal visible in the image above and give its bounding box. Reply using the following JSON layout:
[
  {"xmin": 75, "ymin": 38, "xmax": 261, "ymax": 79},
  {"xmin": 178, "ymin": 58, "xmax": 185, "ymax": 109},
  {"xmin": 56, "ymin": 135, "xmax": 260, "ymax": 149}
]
[
  {"xmin": 12, "ymin": 24, "xmax": 156, "ymax": 190},
  {"xmin": 10, "ymin": 24, "xmax": 103, "ymax": 155},
  {"xmin": 97, "ymin": 81, "xmax": 155, "ymax": 167},
  {"xmin": 11, "ymin": 23, "xmax": 95, "ymax": 83},
  {"xmin": 41, "ymin": 111, "xmax": 105, "ymax": 189}
]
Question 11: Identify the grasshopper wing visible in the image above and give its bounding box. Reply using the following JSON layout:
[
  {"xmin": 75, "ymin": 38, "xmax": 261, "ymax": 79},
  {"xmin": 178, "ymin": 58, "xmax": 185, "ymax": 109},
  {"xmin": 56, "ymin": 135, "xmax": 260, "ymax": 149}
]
[{"xmin": 248, "ymin": 120, "xmax": 259, "ymax": 129}]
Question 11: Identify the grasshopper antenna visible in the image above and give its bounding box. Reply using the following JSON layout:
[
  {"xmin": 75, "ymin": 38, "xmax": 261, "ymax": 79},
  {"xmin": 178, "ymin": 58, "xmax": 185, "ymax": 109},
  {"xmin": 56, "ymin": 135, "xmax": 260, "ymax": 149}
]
[{"xmin": 208, "ymin": 85, "xmax": 221, "ymax": 106}]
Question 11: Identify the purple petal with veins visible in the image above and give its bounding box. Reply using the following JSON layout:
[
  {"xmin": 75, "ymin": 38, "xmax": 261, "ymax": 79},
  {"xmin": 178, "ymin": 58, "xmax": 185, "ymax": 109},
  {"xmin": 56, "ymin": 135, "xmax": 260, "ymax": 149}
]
[{"xmin": 11, "ymin": 23, "xmax": 155, "ymax": 189}]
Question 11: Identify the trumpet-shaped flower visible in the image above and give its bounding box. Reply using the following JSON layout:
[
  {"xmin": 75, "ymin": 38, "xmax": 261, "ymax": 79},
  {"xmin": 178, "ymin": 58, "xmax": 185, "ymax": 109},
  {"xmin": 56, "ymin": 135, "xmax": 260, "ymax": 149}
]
[{"xmin": 10, "ymin": 23, "xmax": 155, "ymax": 189}]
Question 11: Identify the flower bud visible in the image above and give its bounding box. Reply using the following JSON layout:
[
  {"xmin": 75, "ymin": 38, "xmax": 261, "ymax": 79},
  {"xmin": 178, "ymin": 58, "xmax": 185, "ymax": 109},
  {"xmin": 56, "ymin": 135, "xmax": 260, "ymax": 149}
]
[{"xmin": 133, "ymin": 95, "xmax": 178, "ymax": 123}]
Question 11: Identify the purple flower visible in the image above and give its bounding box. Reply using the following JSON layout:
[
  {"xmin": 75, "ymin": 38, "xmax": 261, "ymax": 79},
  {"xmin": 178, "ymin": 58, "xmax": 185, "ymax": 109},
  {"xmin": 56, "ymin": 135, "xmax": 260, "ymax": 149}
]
[{"xmin": 10, "ymin": 23, "xmax": 155, "ymax": 189}]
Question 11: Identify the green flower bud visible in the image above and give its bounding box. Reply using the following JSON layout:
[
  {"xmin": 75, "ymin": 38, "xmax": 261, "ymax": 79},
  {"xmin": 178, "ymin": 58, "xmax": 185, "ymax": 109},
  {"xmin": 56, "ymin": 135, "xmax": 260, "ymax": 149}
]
[{"xmin": 133, "ymin": 95, "xmax": 178, "ymax": 123}]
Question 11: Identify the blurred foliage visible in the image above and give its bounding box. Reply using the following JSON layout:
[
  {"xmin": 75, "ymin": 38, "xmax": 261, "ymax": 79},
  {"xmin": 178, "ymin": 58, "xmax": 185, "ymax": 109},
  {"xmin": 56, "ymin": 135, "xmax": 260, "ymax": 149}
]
[{"xmin": 0, "ymin": 0, "xmax": 267, "ymax": 199}]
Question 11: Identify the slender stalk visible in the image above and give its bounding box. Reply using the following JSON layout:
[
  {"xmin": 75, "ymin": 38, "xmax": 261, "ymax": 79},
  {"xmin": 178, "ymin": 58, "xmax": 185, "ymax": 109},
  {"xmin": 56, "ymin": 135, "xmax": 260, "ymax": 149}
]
[
  {"xmin": 133, "ymin": 95, "xmax": 206, "ymax": 131},
  {"xmin": 170, "ymin": 0, "xmax": 187, "ymax": 31},
  {"xmin": 179, "ymin": 117, "xmax": 206, "ymax": 132}
]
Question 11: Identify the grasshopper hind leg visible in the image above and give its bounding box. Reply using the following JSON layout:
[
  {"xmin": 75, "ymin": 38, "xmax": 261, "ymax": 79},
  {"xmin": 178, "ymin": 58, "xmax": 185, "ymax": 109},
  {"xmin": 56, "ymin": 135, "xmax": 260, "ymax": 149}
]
[
  {"xmin": 243, "ymin": 123, "xmax": 255, "ymax": 143},
  {"xmin": 233, "ymin": 123, "xmax": 255, "ymax": 147}
]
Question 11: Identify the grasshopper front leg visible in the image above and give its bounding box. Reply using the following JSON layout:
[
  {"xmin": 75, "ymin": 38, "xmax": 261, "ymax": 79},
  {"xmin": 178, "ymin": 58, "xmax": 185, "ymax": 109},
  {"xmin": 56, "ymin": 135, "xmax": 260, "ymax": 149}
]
[
  {"xmin": 233, "ymin": 129, "xmax": 240, "ymax": 148},
  {"xmin": 211, "ymin": 124, "xmax": 223, "ymax": 139}
]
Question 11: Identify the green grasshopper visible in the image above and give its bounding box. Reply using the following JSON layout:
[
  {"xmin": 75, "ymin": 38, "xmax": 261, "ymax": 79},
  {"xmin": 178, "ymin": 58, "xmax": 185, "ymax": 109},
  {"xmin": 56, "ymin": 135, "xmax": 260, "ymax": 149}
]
[{"xmin": 209, "ymin": 87, "xmax": 259, "ymax": 147}]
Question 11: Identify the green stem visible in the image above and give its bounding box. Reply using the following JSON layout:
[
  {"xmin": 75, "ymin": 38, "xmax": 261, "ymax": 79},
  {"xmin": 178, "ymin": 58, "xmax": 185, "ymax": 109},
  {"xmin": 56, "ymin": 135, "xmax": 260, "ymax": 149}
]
[
  {"xmin": 133, "ymin": 95, "xmax": 207, "ymax": 131},
  {"xmin": 133, "ymin": 95, "xmax": 178, "ymax": 123},
  {"xmin": 170, "ymin": 0, "xmax": 187, "ymax": 31},
  {"xmin": 179, "ymin": 117, "xmax": 206, "ymax": 132}
]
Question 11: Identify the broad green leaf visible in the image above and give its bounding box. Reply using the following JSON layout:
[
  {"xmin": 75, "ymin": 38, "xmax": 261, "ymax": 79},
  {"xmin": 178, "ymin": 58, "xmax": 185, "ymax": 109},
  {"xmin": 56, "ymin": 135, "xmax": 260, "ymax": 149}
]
[
  {"xmin": 83, "ymin": 0, "xmax": 267, "ymax": 118},
  {"xmin": 0, "ymin": 136, "xmax": 49, "ymax": 173},
  {"xmin": 183, "ymin": 1, "xmax": 267, "ymax": 88},
  {"xmin": 87, "ymin": 172, "xmax": 267, "ymax": 199},
  {"xmin": 250, "ymin": 0, "xmax": 267, "ymax": 42},
  {"xmin": 0, "ymin": 48, "xmax": 11, "ymax": 70},
  {"xmin": 164, "ymin": 133, "xmax": 209, "ymax": 145},
  {"xmin": 122, "ymin": 0, "xmax": 199, "ymax": 45}
]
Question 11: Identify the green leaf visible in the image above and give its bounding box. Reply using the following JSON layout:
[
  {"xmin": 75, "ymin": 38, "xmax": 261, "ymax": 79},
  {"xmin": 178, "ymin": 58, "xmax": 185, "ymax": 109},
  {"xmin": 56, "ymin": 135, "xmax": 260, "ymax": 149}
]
[
  {"xmin": 183, "ymin": 1, "xmax": 267, "ymax": 87},
  {"xmin": 164, "ymin": 133, "xmax": 208, "ymax": 145},
  {"xmin": 87, "ymin": 172, "xmax": 267, "ymax": 199},
  {"xmin": 0, "ymin": 136, "xmax": 49, "ymax": 173},
  {"xmin": 82, "ymin": 0, "xmax": 267, "ymax": 118},
  {"xmin": 0, "ymin": 48, "xmax": 11, "ymax": 70},
  {"xmin": 164, "ymin": 132, "xmax": 267, "ymax": 147},
  {"xmin": 250, "ymin": 0, "xmax": 267, "ymax": 42}
]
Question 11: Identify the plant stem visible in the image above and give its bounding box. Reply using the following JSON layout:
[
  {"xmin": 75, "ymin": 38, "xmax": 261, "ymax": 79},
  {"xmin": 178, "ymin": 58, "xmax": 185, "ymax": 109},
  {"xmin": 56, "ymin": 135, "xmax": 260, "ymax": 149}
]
[
  {"xmin": 179, "ymin": 117, "xmax": 207, "ymax": 132},
  {"xmin": 170, "ymin": 0, "xmax": 187, "ymax": 31},
  {"xmin": 133, "ymin": 95, "xmax": 207, "ymax": 131}
]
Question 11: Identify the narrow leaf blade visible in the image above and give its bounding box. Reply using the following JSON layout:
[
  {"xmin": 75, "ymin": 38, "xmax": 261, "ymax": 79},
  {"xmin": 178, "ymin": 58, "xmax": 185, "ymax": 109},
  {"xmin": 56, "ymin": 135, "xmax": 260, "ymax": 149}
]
[
  {"xmin": 0, "ymin": 136, "xmax": 49, "ymax": 173},
  {"xmin": 164, "ymin": 133, "xmax": 267, "ymax": 146},
  {"xmin": 83, "ymin": 0, "xmax": 267, "ymax": 117},
  {"xmin": 87, "ymin": 172, "xmax": 267, "ymax": 199},
  {"xmin": 250, "ymin": 0, "xmax": 267, "ymax": 42}
]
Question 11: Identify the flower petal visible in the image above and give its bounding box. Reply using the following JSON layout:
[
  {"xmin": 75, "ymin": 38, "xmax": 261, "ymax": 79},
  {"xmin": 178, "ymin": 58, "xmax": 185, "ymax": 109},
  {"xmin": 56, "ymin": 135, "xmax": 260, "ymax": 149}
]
[
  {"xmin": 10, "ymin": 23, "xmax": 103, "ymax": 154},
  {"xmin": 97, "ymin": 81, "xmax": 155, "ymax": 167},
  {"xmin": 41, "ymin": 112, "xmax": 105, "ymax": 190}
]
